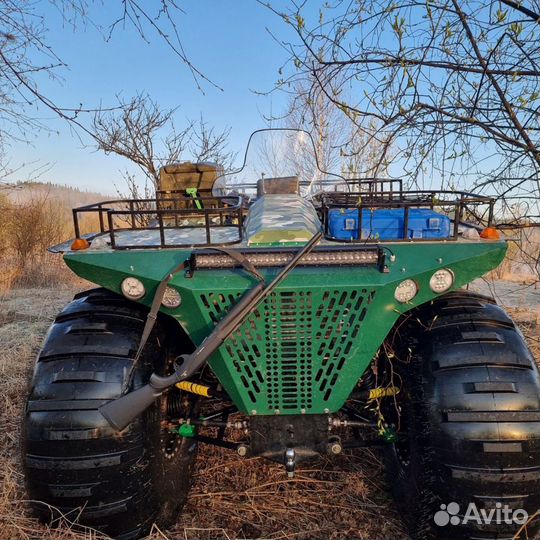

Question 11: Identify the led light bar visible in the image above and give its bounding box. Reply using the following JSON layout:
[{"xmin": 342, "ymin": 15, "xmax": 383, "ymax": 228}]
[{"xmin": 191, "ymin": 247, "xmax": 382, "ymax": 270}]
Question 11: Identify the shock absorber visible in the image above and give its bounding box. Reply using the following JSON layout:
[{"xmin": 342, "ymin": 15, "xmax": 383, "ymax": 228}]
[{"xmin": 176, "ymin": 381, "xmax": 212, "ymax": 397}]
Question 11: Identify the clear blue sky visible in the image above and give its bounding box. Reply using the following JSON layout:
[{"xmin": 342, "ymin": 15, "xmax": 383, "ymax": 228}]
[{"xmin": 9, "ymin": 1, "xmax": 296, "ymax": 194}]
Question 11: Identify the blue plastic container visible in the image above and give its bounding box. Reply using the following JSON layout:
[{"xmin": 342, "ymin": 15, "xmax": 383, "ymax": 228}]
[{"xmin": 327, "ymin": 207, "xmax": 451, "ymax": 241}]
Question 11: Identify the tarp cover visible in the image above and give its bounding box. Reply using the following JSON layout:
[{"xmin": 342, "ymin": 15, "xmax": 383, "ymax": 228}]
[{"xmin": 244, "ymin": 194, "xmax": 321, "ymax": 245}]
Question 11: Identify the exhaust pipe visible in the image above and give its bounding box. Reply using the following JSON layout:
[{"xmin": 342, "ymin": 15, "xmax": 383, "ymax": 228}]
[{"xmin": 100, "ymin": 374, "xmax": 175, "ymax": 431}]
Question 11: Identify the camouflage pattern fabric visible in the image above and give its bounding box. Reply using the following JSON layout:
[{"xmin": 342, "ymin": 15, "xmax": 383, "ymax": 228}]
[{"xmin": 244, "ymin": 194, "xmax": 322, "ymax": 245}]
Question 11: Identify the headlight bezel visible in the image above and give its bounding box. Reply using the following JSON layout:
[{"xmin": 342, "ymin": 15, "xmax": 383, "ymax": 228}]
[
  {"xmin": 121, "ymin": 276, "xmax": 146, "ymax": 300},
  {"xmin": 429, "ymin": 268, "xmax": 455, "ymax": 294},
  {"xmin": 161, "ymin": 286, "xmax": 182, "ymax": 309},
  {"xmin": 394, "ymin": 278, "xmax": 419, "ymax": 303}
]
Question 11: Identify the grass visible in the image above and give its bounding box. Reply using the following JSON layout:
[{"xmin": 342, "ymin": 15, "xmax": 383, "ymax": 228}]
[
  {"xmin": 0, "ymin": 287, "xmax": 100, "ymax": 539},
  {"xmin": 0, "ymin": 286, "xmax": 538, "ymax": 540},
  {"xmin": 171, "ymin": 449, "xmax": 405, "ymax": 540}
]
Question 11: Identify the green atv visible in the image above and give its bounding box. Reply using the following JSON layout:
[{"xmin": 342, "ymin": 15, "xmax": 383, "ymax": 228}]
[{"xmin": 24, "ymin": 129, "xmax": 540, "ymax": 540}]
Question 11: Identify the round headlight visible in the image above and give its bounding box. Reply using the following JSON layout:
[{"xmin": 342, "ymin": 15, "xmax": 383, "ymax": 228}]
[
  {"xmin": 161, "ymin": 286, "xmax": 181, "ymax": 308},
  {"xmin": 429, "ymin": 268, "xmax": 454, "ymax": 293},
  {"xmin": 121, "ymin": 277, "xmax": 145, "ymax": 300},
  {"xmin": 395, "ymin": 279, "xmax": 418, "ymax": 303}
]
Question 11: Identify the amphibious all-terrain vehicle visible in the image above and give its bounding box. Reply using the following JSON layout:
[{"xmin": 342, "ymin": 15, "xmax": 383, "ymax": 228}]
[{"xmin": 24, "ymin": 130, "xmax": 540, "ymax": 540}]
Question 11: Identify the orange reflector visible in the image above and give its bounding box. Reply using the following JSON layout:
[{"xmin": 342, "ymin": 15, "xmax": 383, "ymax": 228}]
[
  {"xmin": 480, "ymin": 227, "xmax": 500, "ymax": 240},
  {"xmin": 71, "ymin": 238, "xmax": 90, "ymax": 250}
]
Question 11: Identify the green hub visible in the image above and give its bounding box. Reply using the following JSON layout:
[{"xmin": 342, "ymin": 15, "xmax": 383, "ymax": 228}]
[
  {"xmin": 177, "ymin": 424, "xmax": 196, "ymax": 438},
  {"xmin": 64, "ymin": 240, "xmax": 506, "ymax": 416}
]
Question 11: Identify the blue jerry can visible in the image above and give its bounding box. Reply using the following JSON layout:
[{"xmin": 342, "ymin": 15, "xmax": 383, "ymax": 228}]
[{"xmin": 327, "ymin": 207, "xmax": 451, "ymax": 241}]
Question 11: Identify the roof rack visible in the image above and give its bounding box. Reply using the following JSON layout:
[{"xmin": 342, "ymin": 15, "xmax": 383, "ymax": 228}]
[
  {"xmin": 72, "ymin": 195, "xmax": 244, "ymax": 250},
  {"xmin": 320, "ymin": 189, "xmax": 495, "ymax": 242}
]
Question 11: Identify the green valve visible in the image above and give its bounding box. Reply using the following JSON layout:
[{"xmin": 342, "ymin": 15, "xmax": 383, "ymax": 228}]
[{"xmin": 177, "ymin": 424, "xmax": 196, "ymax": 438}]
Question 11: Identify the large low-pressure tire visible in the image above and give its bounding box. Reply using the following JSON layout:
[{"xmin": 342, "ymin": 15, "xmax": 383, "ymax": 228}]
[
  {"xmin": 23, "ymin": 288, "xmax": 197, "ymax": 539},
  {"xmin": 384, "ymin": 291, "xmax": 540, "ymax": 540}
]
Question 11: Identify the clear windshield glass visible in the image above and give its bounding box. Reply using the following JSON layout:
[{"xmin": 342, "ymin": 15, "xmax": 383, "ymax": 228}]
[{"xmin": 212, "ymin": 129, "xmax": 347, "ymax": 200}]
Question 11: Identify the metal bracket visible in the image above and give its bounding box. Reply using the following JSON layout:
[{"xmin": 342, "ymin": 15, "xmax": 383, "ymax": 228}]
[{"xmin": 285, "ymin": 447, "xmax": 296, "ymax": 478}]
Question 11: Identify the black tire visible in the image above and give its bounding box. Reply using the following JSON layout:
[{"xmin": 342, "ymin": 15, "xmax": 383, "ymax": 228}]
[
  {"xmin": 384, "ymin": 291, "xmax": 540, "ymax": 540},
  {"xmin": 23, "ymin": 288, "xmax": 197, "ymax": 539}
]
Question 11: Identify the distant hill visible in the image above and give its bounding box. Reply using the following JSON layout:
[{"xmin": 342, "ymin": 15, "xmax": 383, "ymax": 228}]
[{"xmin": 1, "ymin": 181, "xmax": 107, "ymax": 208}]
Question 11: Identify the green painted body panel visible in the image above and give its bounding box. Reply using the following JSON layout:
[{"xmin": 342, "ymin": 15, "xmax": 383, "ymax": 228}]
[{"xmin": 64, "ymin": 239, "xmax": 506, "ymax": 416}]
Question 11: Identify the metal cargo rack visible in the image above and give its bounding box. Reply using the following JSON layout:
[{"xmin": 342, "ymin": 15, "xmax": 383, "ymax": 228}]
[
  {"xmin": 72, "ymin": 195, "xmax": 244, "ymax": 249},
  {"xmin": 320, "ymin": 187, "xmax": 495, "ymax": 242}
]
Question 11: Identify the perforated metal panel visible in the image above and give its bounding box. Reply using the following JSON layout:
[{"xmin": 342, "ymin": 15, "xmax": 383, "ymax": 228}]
[{"xmin": 200, "ymin": 288, "xmax": 376, "ymax": 414}]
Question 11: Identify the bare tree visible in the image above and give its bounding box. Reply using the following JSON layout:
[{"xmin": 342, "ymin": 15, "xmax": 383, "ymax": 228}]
[
  {"xmin": 0, "ymin": 1, "xmax": 215, "ymax": 164},
  {"xmin": 264, "ymin": 1, "xmax": 539, "ymax": 199},
  {"xmin": 264, "ymin": 0, "xmax": 540, "ymax": 277},
  {"xmin": 92, "ymin": 94, "xmax": 234, "ymax": 193},
  {"xmin": 283, "ymin": 79, "xmax": 344, "ymax": 175},
  {"xmin": 282, "ymin": 75, "xmax": 390, "ymax": 180}
]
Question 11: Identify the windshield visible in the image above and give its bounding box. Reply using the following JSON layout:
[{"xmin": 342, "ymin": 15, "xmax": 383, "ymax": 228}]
[{"xmin": 212, "ymin": 128, "xmax": 347, "ymax": 200}]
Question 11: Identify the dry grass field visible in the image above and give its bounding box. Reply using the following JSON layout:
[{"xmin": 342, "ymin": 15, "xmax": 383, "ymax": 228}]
[
  {"xmin": 0, "ymin": 183, "xmax": 538, "ymax": 539},
  {"xmin": 0, "ymin": 281, "xmax": 538, "ymax": 540}
]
